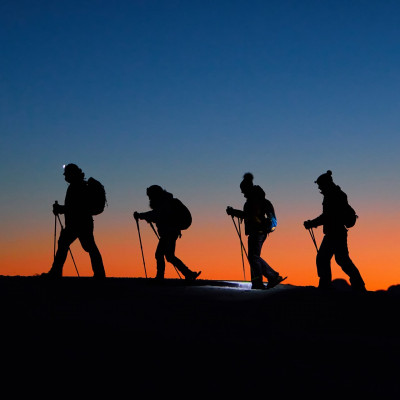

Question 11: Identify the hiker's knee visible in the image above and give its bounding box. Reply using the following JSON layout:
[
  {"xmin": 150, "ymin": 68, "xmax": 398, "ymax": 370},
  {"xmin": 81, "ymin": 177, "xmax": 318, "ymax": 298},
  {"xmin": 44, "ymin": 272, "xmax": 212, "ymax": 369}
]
[
  {"xmin": 58, "ymin": 230, "xmax": 74, "ymax": 249},
  {"xmin": 80, "ymin": 236, "xmax": 97, "ymax": 253},
  {"xmin": 81, "ymin": 242, "xmax": 96, "ymax": 253},
  {"xmin": 57, "ymin": 235, "xmax": 68, "ymax": 249},
  {"xmin": 334, "ymin": 252, "xmax": 351, "ymax": 267},
  {"xmin": 316, "ymin": 249, "xmax": 331, "ymax": 265},
  {"xmin": 155, "ymin": 247, "xmax": 164, "ymax": 261},
  {"xmin": 249, "ymin": 252, "xmax": 260, "ymax": 264},
  {"xmin": 165, "ymin": 252, "xmax": 177, "ymax": 263}
]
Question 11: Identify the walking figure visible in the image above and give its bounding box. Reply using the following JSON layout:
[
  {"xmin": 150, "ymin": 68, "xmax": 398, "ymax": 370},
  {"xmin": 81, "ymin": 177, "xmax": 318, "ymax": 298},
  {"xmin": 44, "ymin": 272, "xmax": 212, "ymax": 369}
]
[
  {"xmin": 304, "ymin": 170, "xmax": 366, "ymax": 292},
  {"xmin": 134, "ymin": 185, "xmax": 201, "ymax": 281},
  {"xmin": 226, "ymin": 173, "xmax": 285, "ymax": 290},
  {"xmin": 42, "ymin": 164, "xmax": 106, "ymax": 279}
]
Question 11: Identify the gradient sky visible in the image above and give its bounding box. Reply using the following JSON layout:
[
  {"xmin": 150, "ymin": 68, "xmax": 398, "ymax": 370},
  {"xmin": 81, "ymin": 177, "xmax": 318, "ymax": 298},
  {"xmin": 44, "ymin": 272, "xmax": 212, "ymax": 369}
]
[{"xmin": 1, "ymin": 0, "xmax": 399, "ymax": 290}]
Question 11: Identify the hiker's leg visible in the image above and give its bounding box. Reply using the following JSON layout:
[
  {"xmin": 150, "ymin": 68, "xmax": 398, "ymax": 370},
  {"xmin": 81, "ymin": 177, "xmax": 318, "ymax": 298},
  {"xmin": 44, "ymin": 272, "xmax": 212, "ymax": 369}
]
[
  {"xmin": 257, "ymin": 235, "xmax": 279, "ymax": 281},
  {"xmin": 316, "ymin": 235, "xmax": 334, "ymax": 288},
  {"xmin": 155, "ymin": 238, "xmax": 167, "ymax": 279},
  {"xmin": 248, "ymin": 233, "xmax": 266, "ymax": 286},
  {"xmin": 79, "ymin": 223, "xmax": 105, "ymax": 278},
  {"xmin": 51, "ymin": 227, "xmax": 77, "ymax": 276},
  {"xmin": 164, "ymin": 235, "xmax": 193, "ymax": 277},
  {"xmin": 334, "ymin": 233, "xmax": 365, "ymax": 290}
]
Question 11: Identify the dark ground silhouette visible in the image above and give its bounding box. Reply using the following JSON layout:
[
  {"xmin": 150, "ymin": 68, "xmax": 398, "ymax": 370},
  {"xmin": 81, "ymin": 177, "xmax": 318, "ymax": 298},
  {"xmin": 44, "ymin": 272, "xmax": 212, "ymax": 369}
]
[{"xmin": 1, "ymin": 276, "xmax": 399, "ymax": 397}]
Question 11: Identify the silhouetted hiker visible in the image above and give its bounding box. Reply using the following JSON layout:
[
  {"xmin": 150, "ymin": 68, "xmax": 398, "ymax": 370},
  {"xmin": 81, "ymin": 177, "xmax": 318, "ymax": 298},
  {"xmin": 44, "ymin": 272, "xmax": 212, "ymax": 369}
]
[
  {"xmin": 304, "ymin": 170, "xmax": 366, "ymax": 292},
  {"xmin": 41, "ymin": 164, "xmax": 106, "ymax": 279},
  {"xmin": 133, "ymin": 185, "xmax": 201, "ymax": 281},
  {"xmin": 226, "ymin": 173, "xmax": 285, "ymax": 290}
]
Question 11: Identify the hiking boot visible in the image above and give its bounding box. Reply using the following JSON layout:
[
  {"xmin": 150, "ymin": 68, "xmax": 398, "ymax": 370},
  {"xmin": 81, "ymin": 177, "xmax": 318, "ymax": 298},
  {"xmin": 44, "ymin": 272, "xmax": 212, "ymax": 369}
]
[
  {"xmin": 186, "ymin": 271, "xmax": 201, "ymax": 280},
  {"xmin": 251, "ymin": 282, "xmax": 267, "ymax": 290},
  {"xmin": 267, "ymin": 275, "xmax": 286, "ymax": 289}
]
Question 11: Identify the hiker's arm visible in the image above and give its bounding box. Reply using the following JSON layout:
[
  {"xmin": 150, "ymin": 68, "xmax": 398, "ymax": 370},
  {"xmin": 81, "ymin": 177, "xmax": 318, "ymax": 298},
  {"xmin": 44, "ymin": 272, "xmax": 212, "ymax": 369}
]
[
  {"xmin": 304, "ymin": 214, "xmax": 324, "ymax": 229},
  {"xmin": 226, "ymin": 207, "xmax": 245, "ymax": 219},
  {"xmin": 134, "ymin": 210, "xmax": 155, "ymax": 223}
]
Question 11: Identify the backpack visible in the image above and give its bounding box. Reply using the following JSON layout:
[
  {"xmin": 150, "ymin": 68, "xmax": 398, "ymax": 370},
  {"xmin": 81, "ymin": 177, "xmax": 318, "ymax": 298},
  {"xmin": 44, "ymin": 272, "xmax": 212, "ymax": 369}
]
[
  {"xmin": 263, "ymin": 198, "xmax": 277, "ymax": 233},
  {"xmin": 266, "ymin": 214, "xmax": 278, "ymax": 233},
  {"xmin": 343, "ymin": 203, "xmax": 358, "ymax": 228},
  {"xmin": 172, "ymin": 198, "xmax": 192, "ymax": 230},
  {"xmin": 87, "ymin": 177, "xmax": 107, "ymax": 215}
]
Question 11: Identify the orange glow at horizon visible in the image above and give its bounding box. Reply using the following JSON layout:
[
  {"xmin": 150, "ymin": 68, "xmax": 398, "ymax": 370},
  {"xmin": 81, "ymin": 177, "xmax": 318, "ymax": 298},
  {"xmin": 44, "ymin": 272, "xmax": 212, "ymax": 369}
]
[{"xmin": 1, "ymin": 210, "xmax": 399, "ymax": 292}]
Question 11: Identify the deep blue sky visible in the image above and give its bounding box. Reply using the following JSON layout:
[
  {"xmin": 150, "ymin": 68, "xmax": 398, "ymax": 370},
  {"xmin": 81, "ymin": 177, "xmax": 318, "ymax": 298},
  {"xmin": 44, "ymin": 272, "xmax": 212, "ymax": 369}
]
[{"xmin": 1, "ymin": 1, "xmax": 400, "ymax": 286}]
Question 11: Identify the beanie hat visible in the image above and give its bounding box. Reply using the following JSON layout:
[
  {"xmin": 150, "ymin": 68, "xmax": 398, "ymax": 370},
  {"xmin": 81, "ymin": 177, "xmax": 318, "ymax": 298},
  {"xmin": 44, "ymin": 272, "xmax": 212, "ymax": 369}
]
[
  {"xmin": 240, "ymin": 172, "xmax": 254, "ymax": 192},
  {"xmin": 315, "ymin": 170, "xmax": 333, "ymax": 185}
]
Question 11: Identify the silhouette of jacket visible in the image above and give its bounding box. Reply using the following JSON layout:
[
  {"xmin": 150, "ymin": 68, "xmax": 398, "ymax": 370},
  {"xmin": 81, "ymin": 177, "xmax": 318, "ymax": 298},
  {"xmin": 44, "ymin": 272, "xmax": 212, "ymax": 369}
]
[
  {"xmin": 140, "ymin": 191, "xmax": 180, "ymax": 237},
  {"xmin": 309, "ymin": 184, "xmax": 349, "ymax": 235},
  {"xmin": 230, "ymin": 185, "xmax": 275, "ymax": 235},
  {"xmin": 60, "ymin": 181, "xmax": 92, "ymax": 227}
]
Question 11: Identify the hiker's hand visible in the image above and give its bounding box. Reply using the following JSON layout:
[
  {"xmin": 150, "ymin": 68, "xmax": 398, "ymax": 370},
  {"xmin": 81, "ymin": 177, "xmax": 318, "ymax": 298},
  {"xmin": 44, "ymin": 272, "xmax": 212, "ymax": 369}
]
[
  {"xmin": 133, "ymin": 211, "xmax": 141, "ymax": 220},
  {"xmin": 226, "ymin": 206, "xmax": 233, "ymax": 216},
  {"xmin": 53, "ymin": 203, "xmax": 62, "ymax": 215},
  {"xmin": 304, "ymin": 220, "xmax": 313, "ymax": 230}
]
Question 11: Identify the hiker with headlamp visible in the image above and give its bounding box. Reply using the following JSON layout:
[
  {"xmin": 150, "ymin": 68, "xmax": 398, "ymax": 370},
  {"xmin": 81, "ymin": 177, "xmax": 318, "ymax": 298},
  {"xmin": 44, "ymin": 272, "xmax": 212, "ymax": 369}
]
[{"xmin": 41, "ymin": 164, "xmax": 106, "ymax": 279}]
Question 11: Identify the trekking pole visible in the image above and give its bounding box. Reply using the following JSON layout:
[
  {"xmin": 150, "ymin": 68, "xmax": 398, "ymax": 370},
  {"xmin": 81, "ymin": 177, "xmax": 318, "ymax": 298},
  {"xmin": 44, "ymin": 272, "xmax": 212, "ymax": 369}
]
[
  {"xmin": 149, "ymin": 222, "xmax": 182, "ymax": 279},
  {"xmin": 230, "ymin": 216, "xmax": 249, "ymax": 260},
  {"xmin": 56, "ymin": 214, "xmax": 80, "ymax": 277},
  {"xmin": 237, "ymin": 218, "xmax": 246, "ymax": 281},
  {"xmin": 135, "ymin": 217, "xmax": 148, "ymax": 279},
  {"xmin": 308, "ymin": 228, "xmax": 319, "ymax": 253},
  {"xmin": 149, "ymin": 222, "xmax": 160, "ymax": 240},
  {"xmin": 53, "ymin": 212, "xmax": 57, "ymax": 261},
  {"xmin": 230, "ymin": 215, "xmax": 251, "ymax": 282}
]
